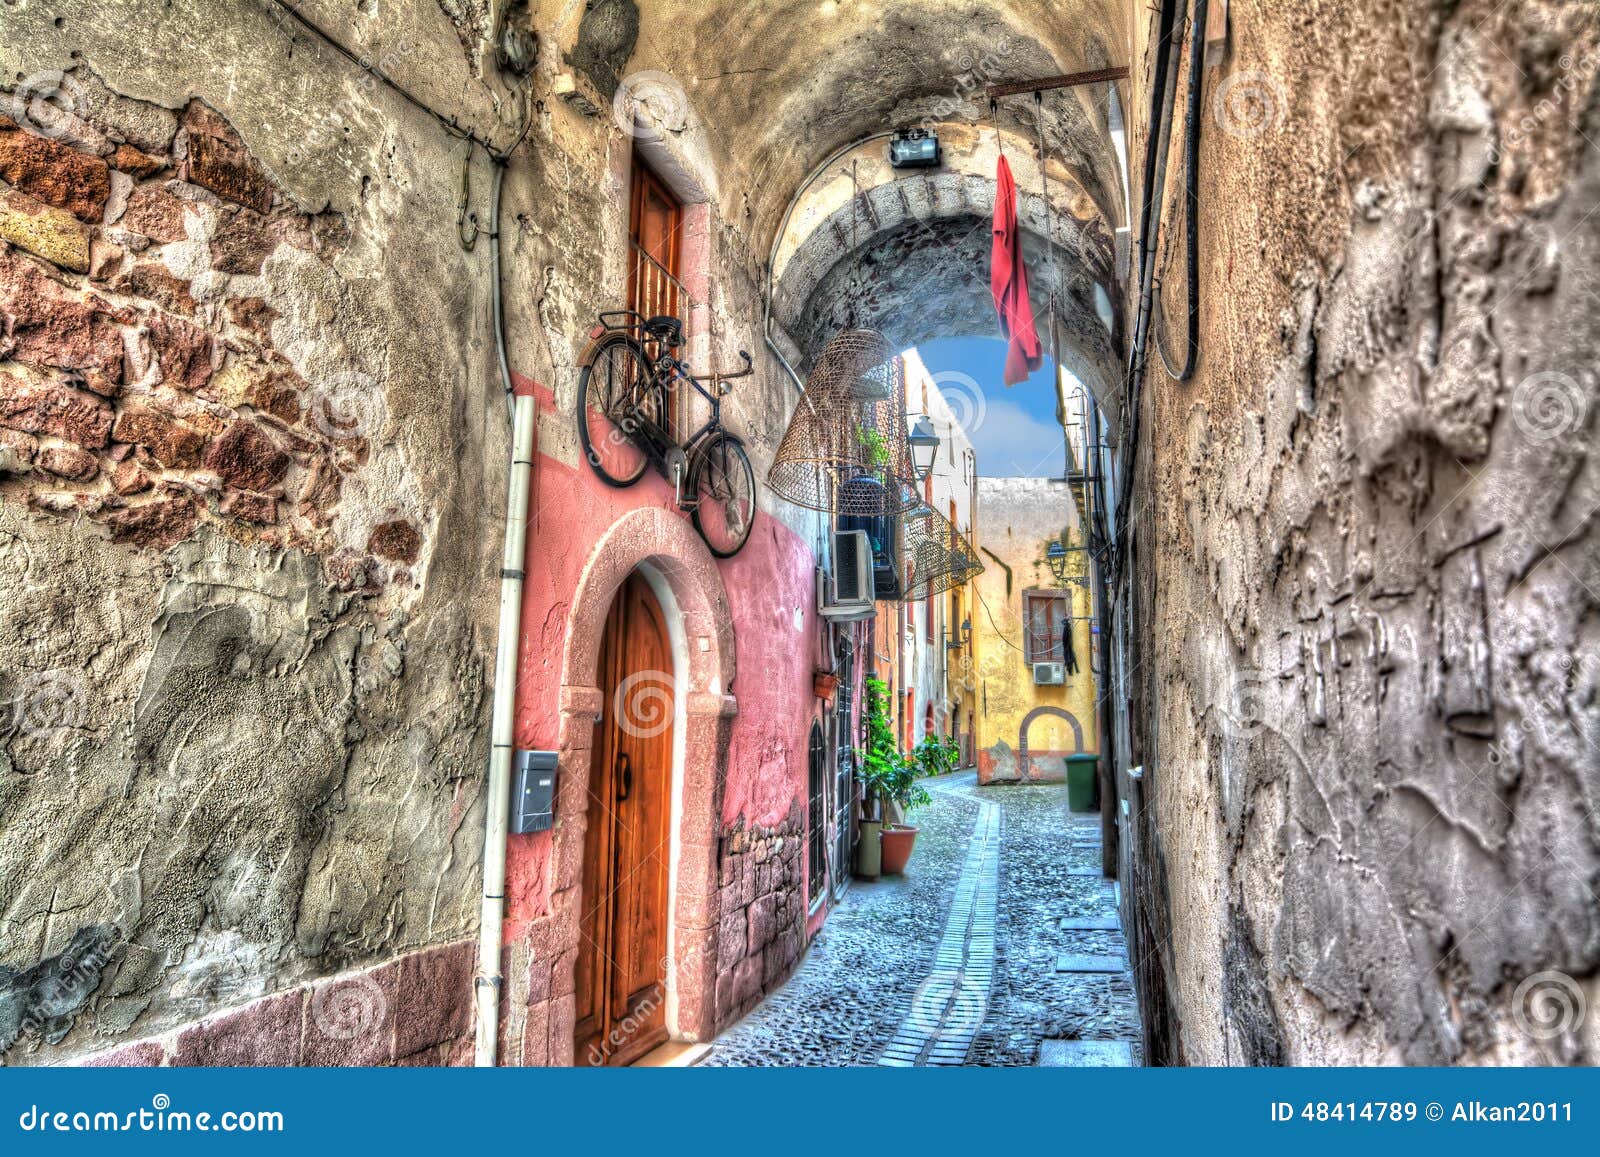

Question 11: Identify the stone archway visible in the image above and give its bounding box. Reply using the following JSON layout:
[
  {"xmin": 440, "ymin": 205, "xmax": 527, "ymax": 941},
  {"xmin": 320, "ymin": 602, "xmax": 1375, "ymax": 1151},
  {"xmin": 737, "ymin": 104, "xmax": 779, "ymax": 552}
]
[
  {"xmin": 1017, "ymin": 705, "xmax": 1086, "ymax": 780},
  {"xmin": 547, "ymin": 506, "xmax": 738, "ymax": 1058}
]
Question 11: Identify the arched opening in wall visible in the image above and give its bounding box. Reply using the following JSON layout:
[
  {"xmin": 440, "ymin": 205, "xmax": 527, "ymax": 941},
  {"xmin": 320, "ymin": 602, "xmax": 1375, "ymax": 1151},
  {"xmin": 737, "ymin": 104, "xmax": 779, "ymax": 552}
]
[
  {"xmin": 764, "ymin": 123, "xmax": 1125, "ymax": 438},
  {"xmin": 1018, "ymin": 705, "xmax": 1087, "ymax": 783},
  {"xmin": 547, "ymin": 506, "xmax": 737, "ymax": 1064},
  {"xmin": 614, "ymin": 125, "xmax": 719, "ymax": 446}
]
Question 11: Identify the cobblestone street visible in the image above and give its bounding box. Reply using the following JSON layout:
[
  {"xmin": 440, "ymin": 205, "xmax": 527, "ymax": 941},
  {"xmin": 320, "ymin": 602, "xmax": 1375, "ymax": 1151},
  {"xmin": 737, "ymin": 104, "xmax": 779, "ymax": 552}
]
[{"xmin": 706, "ymin": 773, "xmax": 1141, "ymax": 1067}]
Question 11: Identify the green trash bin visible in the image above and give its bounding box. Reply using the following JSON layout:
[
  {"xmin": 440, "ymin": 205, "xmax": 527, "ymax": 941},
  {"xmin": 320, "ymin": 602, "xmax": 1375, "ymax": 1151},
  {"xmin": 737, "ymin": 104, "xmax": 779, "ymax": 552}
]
[{"xmin": 1066, "ymin": 755, "xmax": 1098, "ymax": 812}]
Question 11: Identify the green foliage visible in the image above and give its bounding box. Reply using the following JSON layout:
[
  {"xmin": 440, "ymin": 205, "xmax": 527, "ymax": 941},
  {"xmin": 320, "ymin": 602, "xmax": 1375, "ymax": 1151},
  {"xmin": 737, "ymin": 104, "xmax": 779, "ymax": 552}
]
[
  {"xmin": 856, "ymin": 425, "xmax": 891, "ymax": 469},
  {"xmin": 857, "ymin": 677, "xmax": 932, "ymax": 817},
  {"xmin": 911, "ymin": 733, "xmax": 959, "ymax": 779}
]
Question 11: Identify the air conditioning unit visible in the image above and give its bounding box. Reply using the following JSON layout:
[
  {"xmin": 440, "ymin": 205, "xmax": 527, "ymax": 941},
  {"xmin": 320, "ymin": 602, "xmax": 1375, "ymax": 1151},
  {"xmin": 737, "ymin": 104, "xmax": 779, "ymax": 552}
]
[
  {"xmin": 1033, "ymin": 661, "xmax": 1066, "ymax": 685},
  {"xmin": 820, "ymin": 530, "xmax": 876, "ymax": 621}
]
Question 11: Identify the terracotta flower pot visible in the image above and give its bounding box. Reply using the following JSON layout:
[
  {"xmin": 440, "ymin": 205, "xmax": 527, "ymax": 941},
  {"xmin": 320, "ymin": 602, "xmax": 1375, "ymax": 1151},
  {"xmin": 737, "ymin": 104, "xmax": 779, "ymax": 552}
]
[
  {"xmin": 879, "ymin": 825, "xmax": 918, "ymax": 875},
  {"xmin": 813, "ymin": 671, "xmax": 839, "ymax": 702}
]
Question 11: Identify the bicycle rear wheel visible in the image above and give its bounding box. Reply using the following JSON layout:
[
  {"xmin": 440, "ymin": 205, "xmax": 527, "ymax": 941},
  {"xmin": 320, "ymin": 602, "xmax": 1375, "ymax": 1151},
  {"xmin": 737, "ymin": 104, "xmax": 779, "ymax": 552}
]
[
  {"xmin": 578, "ymin": 337, "xmax": 655, "ymax": 487},
  {"xmin": 690, "ymin": 434, "xmax": 756, "ymax": 557}
]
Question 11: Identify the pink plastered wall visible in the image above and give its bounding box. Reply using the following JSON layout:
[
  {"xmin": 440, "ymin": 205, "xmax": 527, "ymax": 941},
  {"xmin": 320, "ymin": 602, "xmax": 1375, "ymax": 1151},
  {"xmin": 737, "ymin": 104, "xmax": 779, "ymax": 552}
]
[{"xmin": 504, "ymin": 382, "xmax": 820, "ymax": 936}]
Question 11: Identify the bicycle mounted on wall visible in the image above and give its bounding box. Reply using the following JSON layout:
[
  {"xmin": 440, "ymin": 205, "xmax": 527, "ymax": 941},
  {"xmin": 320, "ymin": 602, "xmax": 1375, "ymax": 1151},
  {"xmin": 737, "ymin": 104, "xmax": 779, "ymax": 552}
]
[{"xmin": 577, "ymin": 310, "xmax": 757, "ymax": 557}]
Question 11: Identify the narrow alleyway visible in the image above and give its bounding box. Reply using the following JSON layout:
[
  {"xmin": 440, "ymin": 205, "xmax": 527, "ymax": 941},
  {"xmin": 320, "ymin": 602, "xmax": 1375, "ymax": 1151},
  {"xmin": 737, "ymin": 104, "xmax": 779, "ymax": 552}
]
[{"xmin": 706, "ymin": 774, "xmax": 1139, "ymax": 1067}]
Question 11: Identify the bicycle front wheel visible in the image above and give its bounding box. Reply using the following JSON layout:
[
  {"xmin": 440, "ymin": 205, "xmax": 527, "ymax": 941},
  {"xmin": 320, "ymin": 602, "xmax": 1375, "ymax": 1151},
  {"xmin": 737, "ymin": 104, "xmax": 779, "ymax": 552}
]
[
  {"xmin": 690, "ymin": 434, "xmax": 756, "ymax": 558},
  {"xmin": 577, "ymin": 336, "xmax": 654, "ymax": 487}
]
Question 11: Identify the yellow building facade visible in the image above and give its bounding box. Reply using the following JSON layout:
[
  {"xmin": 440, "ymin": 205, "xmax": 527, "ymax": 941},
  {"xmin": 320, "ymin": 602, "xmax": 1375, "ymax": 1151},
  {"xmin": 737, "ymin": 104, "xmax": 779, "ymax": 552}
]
[{"xmin": 970, "ymin": 477, "xmax": 1099, "ymax": 788}]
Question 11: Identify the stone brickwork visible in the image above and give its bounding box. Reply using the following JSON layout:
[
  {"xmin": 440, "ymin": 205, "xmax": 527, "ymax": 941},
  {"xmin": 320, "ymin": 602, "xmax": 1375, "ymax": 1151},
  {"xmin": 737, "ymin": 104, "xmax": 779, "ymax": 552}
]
[
  {"xmin": 0, "ymin": 81, "xmax": 425, "ymax": 594},
  {"xmin": 714, "ymin": 803, "xmax": 806, "ymax": 1030},
  {"xmin": 73, "ymin": 941, "xmax": 476, "ymax": 1068}
]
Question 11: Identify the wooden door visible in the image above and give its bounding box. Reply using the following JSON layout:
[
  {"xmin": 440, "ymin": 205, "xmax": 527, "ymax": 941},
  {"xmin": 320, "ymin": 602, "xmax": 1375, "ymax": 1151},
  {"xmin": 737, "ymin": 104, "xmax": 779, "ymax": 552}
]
[
  {"xmin": 628, "ymin": 162, "xmax": 683, "ymax": 321},
  {"xmin": 628, "ymin": 161, "xmax": 685, "ymax": 438},
  {"xmin": 574, "ymin": 572, "xmax": 674, "ymax": 1067}
]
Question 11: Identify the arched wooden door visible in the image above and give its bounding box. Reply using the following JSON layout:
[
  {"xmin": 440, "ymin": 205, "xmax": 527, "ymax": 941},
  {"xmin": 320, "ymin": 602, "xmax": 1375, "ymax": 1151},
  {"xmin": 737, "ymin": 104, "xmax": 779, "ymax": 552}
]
[{"xmin": 575, "ymin": 572, "xmax": 674, "ymax": 1066}]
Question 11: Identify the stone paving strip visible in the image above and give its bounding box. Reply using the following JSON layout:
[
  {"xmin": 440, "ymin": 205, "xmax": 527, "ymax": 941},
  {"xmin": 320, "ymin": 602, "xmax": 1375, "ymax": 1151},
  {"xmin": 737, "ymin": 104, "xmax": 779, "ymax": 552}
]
[
  {"xmin": 876, "ymin": 794, "xmax": 1000, "ymax": 1066},
  {"xmin": 706, "ymin": 773, "xmax": 1141, "ymax": 1066}
]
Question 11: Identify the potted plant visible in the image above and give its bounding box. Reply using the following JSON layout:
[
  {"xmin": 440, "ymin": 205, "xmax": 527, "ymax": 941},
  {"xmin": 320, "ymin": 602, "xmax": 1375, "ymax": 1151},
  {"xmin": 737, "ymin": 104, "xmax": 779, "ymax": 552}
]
[
  {"xmin": 873, "ymin": 754, "xmax": 931, "ymax": 875},
  {"xmin": 856, "ymin": 676, "xmax": 896, "ymax": 879},
  {"xmin": 857, "ymin": 677, "xmax": 935, "ymax": 876}
]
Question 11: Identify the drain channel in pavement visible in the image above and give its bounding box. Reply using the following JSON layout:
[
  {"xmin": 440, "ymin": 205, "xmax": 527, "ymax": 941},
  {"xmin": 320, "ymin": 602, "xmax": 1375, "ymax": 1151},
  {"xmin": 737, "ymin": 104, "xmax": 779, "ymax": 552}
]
[{"xmin": 876, "ymin": 797, "xmax": 1000, "ymax": 1066}]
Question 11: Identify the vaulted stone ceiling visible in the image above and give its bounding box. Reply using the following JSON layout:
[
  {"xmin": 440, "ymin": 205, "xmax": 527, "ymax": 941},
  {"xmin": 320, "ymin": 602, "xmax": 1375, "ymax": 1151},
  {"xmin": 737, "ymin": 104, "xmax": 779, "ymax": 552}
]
[
  {"xmin": 572, "ymin": 0, "xmax": 1134, "ymax": 394},
  {"xmin": 599, "ymin": 0, "xmax": 1131, "ymax": 249}
]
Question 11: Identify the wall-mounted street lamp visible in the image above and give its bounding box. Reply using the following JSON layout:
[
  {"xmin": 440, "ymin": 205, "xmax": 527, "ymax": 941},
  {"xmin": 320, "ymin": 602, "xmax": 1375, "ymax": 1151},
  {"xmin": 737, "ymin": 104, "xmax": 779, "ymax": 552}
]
[
  {"xmin": 908, "ymin": 415, "xmax": 940, "ymax": 481},
  {"xmin": 946, "ymin": 615, "xmax": 972, "ymax": 651},
  {"xmin": 1046, "ymin": 539, "xmax": 1069, "ymax": 583}
]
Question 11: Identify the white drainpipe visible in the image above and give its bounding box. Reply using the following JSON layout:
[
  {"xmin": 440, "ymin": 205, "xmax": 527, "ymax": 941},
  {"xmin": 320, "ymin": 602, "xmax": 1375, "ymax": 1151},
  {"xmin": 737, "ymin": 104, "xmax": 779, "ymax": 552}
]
[{"xmin": 475, "ymin": 389, "xmax": 535, "ymax": 1066}]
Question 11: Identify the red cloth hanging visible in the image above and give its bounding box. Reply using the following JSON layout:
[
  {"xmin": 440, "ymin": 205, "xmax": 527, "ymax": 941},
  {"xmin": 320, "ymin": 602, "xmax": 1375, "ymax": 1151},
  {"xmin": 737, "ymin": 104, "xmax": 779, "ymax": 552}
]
[{"xmin": 990, "ymin": 154, "xmax": 1043, "ymax": 386}]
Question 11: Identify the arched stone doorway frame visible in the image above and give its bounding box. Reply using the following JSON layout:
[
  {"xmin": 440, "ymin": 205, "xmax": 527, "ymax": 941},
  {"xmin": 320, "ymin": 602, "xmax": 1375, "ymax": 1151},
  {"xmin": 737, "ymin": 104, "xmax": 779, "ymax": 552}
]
[
  {"xmin": 548, "ymin": 506, "xmax": 738, "ymax": 1061},
  {"xmin": 1017, "ymin": 704, "xmax": 1086, "ymax": 774}
]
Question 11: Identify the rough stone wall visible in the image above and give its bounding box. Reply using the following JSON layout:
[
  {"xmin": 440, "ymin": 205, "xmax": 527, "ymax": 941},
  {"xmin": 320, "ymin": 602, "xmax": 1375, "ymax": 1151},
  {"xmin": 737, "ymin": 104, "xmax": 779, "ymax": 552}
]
[
  {"xmin": 0, "ymin": 1, "xmax": 513, "ymax": 1064},
  {"xmin": 1123, "ymin": 0, "xmax": 1600, "ymax": 1064},
  {"xmin": 713, "ymin": 805, "xmax": 806, "ymax": 1030}
]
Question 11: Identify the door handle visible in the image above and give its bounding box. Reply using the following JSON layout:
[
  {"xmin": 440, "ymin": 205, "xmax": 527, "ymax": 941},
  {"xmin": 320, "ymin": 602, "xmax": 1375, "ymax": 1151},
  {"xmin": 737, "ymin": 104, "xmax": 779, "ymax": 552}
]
[{"xmin": 616, "ymin": 752, "xmax": 632, "ymax": 802}]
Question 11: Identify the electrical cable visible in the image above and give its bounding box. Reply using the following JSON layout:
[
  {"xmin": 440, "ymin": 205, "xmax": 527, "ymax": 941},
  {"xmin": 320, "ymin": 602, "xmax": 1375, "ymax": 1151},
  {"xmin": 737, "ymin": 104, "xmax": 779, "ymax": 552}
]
[
  {"xmin": 264, "ymin": 0, "xmax": 528, "ymax": 159},
  {"xmin": 1153, "ymin": 0, "xmax": 1208, "ymax": 383}
]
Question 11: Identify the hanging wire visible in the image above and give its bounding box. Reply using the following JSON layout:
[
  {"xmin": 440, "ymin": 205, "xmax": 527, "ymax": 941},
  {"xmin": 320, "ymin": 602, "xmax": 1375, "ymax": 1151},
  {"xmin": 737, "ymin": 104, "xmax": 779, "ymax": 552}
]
[{"xmin": 457, "ymin": 142, "xmax": 480, "ymax": 250}]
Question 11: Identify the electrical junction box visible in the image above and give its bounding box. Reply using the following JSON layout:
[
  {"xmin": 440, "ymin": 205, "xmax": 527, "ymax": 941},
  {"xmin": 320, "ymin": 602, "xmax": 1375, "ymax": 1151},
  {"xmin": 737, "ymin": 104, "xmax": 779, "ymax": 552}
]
[{"xmin": 511, "ymin": 750, "xmax": 557, "ymax": 834}]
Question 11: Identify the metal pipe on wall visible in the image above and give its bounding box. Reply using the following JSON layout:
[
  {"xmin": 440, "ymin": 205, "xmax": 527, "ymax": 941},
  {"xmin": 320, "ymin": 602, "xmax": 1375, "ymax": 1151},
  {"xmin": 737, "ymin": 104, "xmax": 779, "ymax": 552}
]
[
  {"xmin": 475, "ymin": 158, "xmax": 533, "ymax": 1067},
  {"xmin": 474, "ymin": 392, "xmax": 535, "ymax": 1066}
]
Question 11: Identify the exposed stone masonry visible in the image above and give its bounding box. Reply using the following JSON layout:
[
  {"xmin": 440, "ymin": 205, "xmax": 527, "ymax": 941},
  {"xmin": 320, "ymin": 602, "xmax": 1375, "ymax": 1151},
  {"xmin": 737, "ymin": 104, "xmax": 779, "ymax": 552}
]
[
  {"xmin": 715, "ymin": 803, "xmax": 806, "ymax": 1030},
  {"xmin": 0, "ymin": 73, "xmax": 423, "ymax": 596}
]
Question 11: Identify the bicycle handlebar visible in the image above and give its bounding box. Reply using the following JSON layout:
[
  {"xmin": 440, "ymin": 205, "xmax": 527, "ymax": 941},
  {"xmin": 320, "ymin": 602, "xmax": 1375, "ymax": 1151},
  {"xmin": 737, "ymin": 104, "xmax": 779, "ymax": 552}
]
[{"xmin": 688, "ymin": 350, "xmax": 753, "ymax": 384}]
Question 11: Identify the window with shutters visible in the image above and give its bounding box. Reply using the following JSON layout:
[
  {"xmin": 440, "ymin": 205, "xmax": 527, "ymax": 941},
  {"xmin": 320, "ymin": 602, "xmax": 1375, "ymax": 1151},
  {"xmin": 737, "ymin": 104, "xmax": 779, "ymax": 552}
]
[
  {"xmin": 808, "ymin": 721, "xmax": 827, "ymax": 905},
  {"xmin": 1023, "ymin": 590, "xmax": 1069, "ymax": 663}
]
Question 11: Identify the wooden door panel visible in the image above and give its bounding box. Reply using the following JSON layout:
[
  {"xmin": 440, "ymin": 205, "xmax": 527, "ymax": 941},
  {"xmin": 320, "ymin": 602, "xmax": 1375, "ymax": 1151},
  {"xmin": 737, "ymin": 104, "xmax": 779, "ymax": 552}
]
[{"xmin": 573, "ymin": 573, "xmax": 673, "ymax": 1066}]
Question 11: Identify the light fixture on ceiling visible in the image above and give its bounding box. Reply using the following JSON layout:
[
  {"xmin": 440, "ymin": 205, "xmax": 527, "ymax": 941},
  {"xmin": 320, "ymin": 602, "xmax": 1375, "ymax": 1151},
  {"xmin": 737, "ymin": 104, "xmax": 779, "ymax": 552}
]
[{"xmin": 888, "ymin": 128, "xmax": 941, "ymax": 169}]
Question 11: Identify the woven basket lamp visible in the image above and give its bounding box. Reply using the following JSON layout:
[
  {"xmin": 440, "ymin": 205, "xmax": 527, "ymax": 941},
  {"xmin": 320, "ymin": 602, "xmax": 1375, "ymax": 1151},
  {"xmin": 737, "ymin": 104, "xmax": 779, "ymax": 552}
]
[
  {"xmin": 900, "ymin": 501, "xmax": 985, "ymax": 601},
  {"xmin": 767, "ymin": 329, "xmax": 922, "ymax": 516}
]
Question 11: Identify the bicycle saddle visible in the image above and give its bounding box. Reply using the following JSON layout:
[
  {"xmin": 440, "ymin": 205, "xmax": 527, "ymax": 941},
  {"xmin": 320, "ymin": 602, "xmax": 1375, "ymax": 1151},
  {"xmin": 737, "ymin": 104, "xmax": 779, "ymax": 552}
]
[{"xmin": 642, "ymin": 315, "xmax": 684, "ymax": 348}]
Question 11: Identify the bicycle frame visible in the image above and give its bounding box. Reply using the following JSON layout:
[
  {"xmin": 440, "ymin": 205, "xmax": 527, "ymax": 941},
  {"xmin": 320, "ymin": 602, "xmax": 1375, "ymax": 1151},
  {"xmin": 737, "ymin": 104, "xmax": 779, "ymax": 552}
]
[{"xmin": 589, "ymin": 311, "xmax": 752, "ymax": 499}]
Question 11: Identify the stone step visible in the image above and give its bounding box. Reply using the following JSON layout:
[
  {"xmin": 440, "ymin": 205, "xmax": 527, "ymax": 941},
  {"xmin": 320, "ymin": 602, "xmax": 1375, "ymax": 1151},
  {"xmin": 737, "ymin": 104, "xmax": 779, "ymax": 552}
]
[
  {"xmin": 1054, "ymin": 953, "xmax": 1126, "ymax": 973},
  {"xmin": 1059, "ymin": 915, "xmax": 1122, "ymax": 931},
  {"xmin": 1038, "ymin": 1039, "xmax": 1133, "ymax": 1067}
]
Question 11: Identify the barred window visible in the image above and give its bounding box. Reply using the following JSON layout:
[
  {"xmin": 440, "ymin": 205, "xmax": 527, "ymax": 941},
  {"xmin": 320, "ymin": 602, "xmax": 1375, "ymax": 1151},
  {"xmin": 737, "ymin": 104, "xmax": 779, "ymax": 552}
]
[{"xmin": 1023, "ymin": 591, "xmax": 1069, "ymax": 663}]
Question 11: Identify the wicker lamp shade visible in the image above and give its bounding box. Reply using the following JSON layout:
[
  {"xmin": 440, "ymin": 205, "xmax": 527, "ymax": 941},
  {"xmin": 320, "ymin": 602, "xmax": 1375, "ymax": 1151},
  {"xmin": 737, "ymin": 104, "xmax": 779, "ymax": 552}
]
[
  {"xmin": 901, "ymin": 501, "xmax": 984, "ymax": 601},
  {"xmin": 766, "ymin": 329, "xmax": 922, "ymax": 516}
]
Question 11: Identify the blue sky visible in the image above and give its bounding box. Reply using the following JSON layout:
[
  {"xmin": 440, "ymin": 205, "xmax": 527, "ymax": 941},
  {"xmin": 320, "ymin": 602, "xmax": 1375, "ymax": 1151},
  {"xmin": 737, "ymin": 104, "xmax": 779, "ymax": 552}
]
[{"xmin": 912, "ymin": 336, "xmax": 1067, "ymax": 478}]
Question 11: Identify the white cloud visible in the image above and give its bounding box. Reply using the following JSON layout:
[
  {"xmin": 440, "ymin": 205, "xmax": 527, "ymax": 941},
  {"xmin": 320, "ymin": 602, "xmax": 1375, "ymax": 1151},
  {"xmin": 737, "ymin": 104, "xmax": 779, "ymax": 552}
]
[{"xmin": 963, "ymin": 397, "xmax": 1066, "ymax": 478}]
